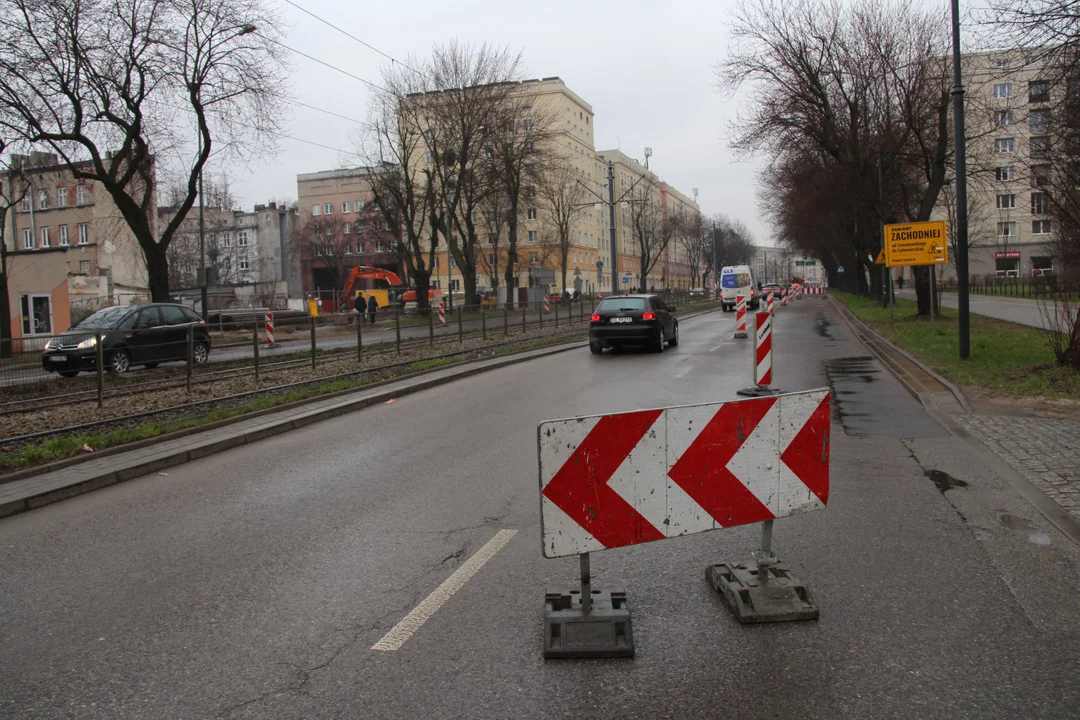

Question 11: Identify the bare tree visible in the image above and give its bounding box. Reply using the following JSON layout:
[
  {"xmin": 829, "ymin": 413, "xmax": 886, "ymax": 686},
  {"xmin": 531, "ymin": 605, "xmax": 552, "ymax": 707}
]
[
  {"xmin": 674, "ymin": 209, "xmax": 705, "ymax": 288},
  {"xmin": 0, "ymin": 0, "xmax": 288, "ymax": 302},
  {"xmin": 291, "ymin": 215, "xmax": 358, "ymax": 299},
  {"xmin": 626, "ymin": 176, "xmax": 673, "ymax": 288},
  {"xmin": 477, "ymin": 191, "xmax": 509, "ymax": 294},
  {"xmin": 0, "ymin": 141, "xmax": 30, "ymax": 355},
  {"xmin": 537, "ymin": 160, "xmax": 590, "ymax": 293}
]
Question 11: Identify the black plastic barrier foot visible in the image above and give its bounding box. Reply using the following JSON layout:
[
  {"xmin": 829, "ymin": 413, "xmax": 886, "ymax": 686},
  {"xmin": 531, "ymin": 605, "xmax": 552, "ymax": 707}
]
[
  {"xmin": 543, "ymin": 589, "xmax": 635, "ymax": 658},
  {"xmin": 706, "ymin": 561, "xmax": 819, "ymax": 623},
  {"xmin": 736, "ymin": 386, "xmax": 783, "ymax": 397}
]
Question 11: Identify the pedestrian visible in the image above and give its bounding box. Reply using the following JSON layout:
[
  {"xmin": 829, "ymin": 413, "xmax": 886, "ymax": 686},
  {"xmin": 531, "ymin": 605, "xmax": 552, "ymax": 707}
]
[
  {"xmin": 354, "ymin": 293, "xmax": 365, "ymax": 319},
  {"xmin": 897, "ymin": 276, "xmax": 905, "ymax": 290},
  {"xmin": 367, "ymin": 293, "xmax": 378, "ymax": 324}
]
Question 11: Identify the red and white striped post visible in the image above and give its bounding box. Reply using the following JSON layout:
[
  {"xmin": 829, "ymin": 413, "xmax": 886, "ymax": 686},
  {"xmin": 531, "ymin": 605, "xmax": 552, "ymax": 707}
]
[
  {"xmin": 754, "ymin": 311, "xmax": 772, "ymax": 388},
  {"xmin": 438, "ymin": 301, "xmax": 446, "ymax": 326},
  {"xmin": 544, "ymin": 297, "xmax": 550, "ymax": 313},
  {"xmin": 767, "ymin": 291, "xmax": 775, "ymax": 315},
  {"xmin": 264, "ymin": 312, "xmax": 275, "ymax": 347},
  {"xmin": 781, "ymin": 287, "xmax": 788, "ymax": 306},
  {"xmin": 734, "ymin": 294, "xmax": 748, "ymax": 338}
]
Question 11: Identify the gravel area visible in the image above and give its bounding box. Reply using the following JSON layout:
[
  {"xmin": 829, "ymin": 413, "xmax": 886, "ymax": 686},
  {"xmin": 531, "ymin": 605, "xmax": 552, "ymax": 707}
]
[{"xmin": 0, "ymin": 323, "xmax": 588, "ymax": 446}]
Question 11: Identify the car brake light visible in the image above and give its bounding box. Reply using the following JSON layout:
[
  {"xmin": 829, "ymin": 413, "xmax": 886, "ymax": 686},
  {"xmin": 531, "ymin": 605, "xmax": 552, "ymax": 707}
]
[
  {"xmin": 642, "ymin": 311, "xmax": 656, "ymax": 320},
  {"xmin": 591, "ymin": 313, "xmax": 600, "ymax": 322}
]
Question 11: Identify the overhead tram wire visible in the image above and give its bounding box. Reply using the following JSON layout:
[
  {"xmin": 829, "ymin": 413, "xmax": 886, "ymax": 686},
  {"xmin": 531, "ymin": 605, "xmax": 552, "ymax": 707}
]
[
  {"xmin": 270, "ymin": 38, "xmax": 390, "ymax": 94},
  {"xmin": 281, "ymin": 0, "xmax": 431, "ymax": 81}
]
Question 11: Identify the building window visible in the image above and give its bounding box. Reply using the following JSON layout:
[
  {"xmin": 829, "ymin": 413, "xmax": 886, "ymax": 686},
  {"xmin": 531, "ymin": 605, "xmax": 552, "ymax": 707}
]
[
  {"xmin": 312, "ymin": 204, "xmax": 321, "ymax": 216},
  {"xmin": 998, "ymin": 221, "xmax": 1017, "ymax": 237},
  {"xmin": 996, "ymin": 194, "xmax": 1016, "ymax": 209},
  {"xmin": 1032, "ymin": 164, "xmax": 1051, "ymax": 187},
  {"xmin": 79, "ymin": 260, "xmax": 90, "ymax": 274},
  {"xmin": 238, "ymin": 231, "xmax": 249, "ymax": 247},
  {"xmin": 524, "ymin": 140, "xmax": 535, "ymax": 154},
  {"xmin": 57, "ymin": 187, "xmax": 68, "ymax": 208},
  {"xmin": 993, "ymin": 83, "xmax": 1013, "ymax": 99},
  {"xmin": 324, "ymin": 203, "xmax": 333, "ymax": 215},
  {"xmin": 20, "ymin": 195, "xmax": 31, "ymax": 212},
  {"xmin": 994, "ymin": 110, "xmax": 1013, "ymax": 127},
  {"xmin": 1029, "ymin": 80, "xmax": 1050, "ymax": 104},
  {"xmin": 1032, "ymin": 219, "xmax": 1052, "ymax": 234},
  {"xmin": 77, "ymin": 223, "xmax": 88, "ymax": 245},
  {"xmin": 343, "ymin": 222, "xmax": 352, "ymax": 234},
  {"xmin": 425, "ymin": 151, "xmax": 434, "ymax": 163},
  {"xmin": 525, "ymin": 185, "xmax": 536, "ymax": 198},
  {"xmin": 527, "ymin": 208, "xmax": 537, "ymax": 220},
  {"xmin": 1030, "ymin": 109, "xmax": 1050, "ymax": 133},
  {"xmin": 524, "ymin": 118, "xmax": 534, "ymax": 134},
  {"xmin": 375, "ymin": 241, "xmax": 386, "ymax": 253},
  {"xmin": 238, "ymin": 257, "xmax": 250, "ymax": 271},
  {"xmin": 996, "ymin": 166, "xmax": 1015, "ymax": 182},
  {"xmin": 342, "ymin": 201, "xmax": 351, "ymax": 213},
  {"xmin": 528, "ymin": 251, "xmax": 539, "ymax": 263},
  {"xmin": 528, "ymin": 230, "xmax": 538, "ymax": 243},
  {"xmin": 222, "ymin": 232, "xmax": 232, "ymax": 248},
  {"xmin": 488, "ymin": 253, "xmax": 495, "ymax": 265},
  {"xmin": 995, "ymin": 137, "xmax": 1015, "ymax": 153},
  {"xmin": 355, "ymin": 200, "xmax": 365, "ymax": 212},
  {"xmin": 344, "ymin": 242, "xmax": 353, "ymax": 255},
  {"xmin": 1031, "ymin": 192, "xmax": 1048, "ymax": 214},
  {"xmin": 22, "ymin": 228, "xmax": 32, "ymax": 249},
  {"xmin": 75, "ymin": 185, "xmax": 86, "ymax": 206},
  {"xmin": 38, "ymin": 190, "xmax": 48, "ymax": 210},
  {"xmin": 1030, "ymin": 136, "xmax": 1050, "ymax": 159},
  {"xmin": 58, "ymin": 224, "xmax": 69, "ymax": 246}
]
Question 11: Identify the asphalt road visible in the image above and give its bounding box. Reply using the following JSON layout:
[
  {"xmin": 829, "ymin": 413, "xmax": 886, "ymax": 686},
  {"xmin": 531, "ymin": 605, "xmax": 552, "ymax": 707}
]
[
  {"xmin": 897, "ymin": 288, "xmax": 1044, "ymax": 328},
  {"xmin": 1, "ymin": 297, "xmax": 1078, "ymax": 719}
]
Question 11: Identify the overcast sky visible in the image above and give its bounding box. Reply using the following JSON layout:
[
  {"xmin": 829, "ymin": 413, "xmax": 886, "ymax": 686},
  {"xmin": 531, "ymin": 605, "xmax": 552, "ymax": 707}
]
[{"xmin": 225, "ymin": 0, "xmax": 971, "ymax": 245}]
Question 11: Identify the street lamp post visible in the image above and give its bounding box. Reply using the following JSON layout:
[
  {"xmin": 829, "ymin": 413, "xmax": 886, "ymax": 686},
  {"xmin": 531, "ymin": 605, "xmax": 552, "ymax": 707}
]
[
  {"xmin": 608, "ymin": 161, "xmax": 618, "ymax": 296},
  {"xmin": 951, "ymin": 0, "xmax": 970, "ymax": 359}
]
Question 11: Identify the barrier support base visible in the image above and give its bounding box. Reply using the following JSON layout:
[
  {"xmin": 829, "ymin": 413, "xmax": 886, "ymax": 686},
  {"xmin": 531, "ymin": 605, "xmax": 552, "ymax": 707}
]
[
  {"xmin": 706, "ymin": 561, "xmax": 819, "ymax": 623},
  {"xmin": 736, "ymin": 386, "xmax": 783, "ymax": 397},
  {"xmin": 733, "ymin": 331, "xmax": 748, "ymax": 339},
  {"xmin": 543, "ymin": 589, "xmax": 634, "ymax": 658}
]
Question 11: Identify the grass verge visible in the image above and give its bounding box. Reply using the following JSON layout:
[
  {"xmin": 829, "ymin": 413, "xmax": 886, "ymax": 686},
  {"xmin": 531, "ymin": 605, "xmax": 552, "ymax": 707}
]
[{"xmin": 832, "ymin": 290, "xmax": 1080, "ymax": 400}]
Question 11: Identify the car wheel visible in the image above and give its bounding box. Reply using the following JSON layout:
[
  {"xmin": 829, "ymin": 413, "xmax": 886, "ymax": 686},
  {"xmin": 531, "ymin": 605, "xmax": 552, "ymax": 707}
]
[
  {"xmin": 108, "ymin": 349, "xmax": 131, "ymax": 374},
  {"xmin": 669, "ymin": 321, "xmax": 680, "ymax": 347},
  {"xmin": 654, "ymin": 328, "xmax": 665, "ymax": 353},
  {"xmin": 58, "ymin": 370, "xmax": 80, "ymax": 378},
  {"xmin": 193, "ymin": 341, "xmax": 210, "ymax": 364},
  {"xmin": 589, "ymin": 340, "xmax": 604, "ymax": 355}
]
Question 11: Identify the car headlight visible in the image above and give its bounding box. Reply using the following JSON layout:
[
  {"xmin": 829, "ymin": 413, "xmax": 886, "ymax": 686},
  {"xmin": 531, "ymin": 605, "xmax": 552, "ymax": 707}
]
[
  {"xmin": 76, "ymin": 336, "xmax": 97, "ymax": 350},
  {"xmin": 44, "ymin": 339, "xmax": 58, "ymax": 350}
]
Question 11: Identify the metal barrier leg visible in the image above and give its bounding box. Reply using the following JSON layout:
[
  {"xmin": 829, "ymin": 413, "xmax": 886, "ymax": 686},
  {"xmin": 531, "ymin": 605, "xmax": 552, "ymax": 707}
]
[{"xmin": 543, "ymin": 550, "xmax": 634, "ymax": 659}]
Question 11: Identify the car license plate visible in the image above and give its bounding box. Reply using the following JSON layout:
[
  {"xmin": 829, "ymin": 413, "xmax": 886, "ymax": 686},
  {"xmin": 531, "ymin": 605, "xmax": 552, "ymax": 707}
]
[
  {"xmin": 48, "ymin": 356, "xmax": 66, "ymax": 363},
  {"xmin": 610, "ymin": 317, "xmax": 633, "ymax": 323}
]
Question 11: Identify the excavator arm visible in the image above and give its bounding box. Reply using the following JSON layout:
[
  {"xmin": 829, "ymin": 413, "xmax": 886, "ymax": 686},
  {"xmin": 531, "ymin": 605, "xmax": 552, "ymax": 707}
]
[{"xmin": 340, "ymin": 265, "xmax": 405, "ymax": 304}]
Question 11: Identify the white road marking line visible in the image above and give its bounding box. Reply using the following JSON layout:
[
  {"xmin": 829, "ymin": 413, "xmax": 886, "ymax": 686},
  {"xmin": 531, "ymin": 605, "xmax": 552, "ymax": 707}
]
[
  {"xmin": 710, "ymin": 345, "xmax": 723, "ymax": 352},
  {"xmin": 371, "ymin": 529, "xmax": 517, "ymax": 651},
  {"xmin": 675, "ymin": 365, "xmax": 694, "ymax": 378}
]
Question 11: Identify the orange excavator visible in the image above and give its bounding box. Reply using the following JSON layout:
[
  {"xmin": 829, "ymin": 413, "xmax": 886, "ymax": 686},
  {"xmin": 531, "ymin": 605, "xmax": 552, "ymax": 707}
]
[{"xmin": 339, "ymin": 265, "xmax": 441, "ymax": 308}]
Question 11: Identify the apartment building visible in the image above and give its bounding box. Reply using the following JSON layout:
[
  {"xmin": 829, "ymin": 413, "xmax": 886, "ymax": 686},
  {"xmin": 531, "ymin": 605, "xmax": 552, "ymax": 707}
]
[
  {"xmin": 294, "ymin": 166, "xmax": 400, "ymax": 309},
  {"xmin": 158, "ymin": 200, "xmax": 298, "ymax": 309},
  {"xmin": 930, "ymin": 49, "xmax": 1061, "ymax": 281},
  {"xmin": 3, "ymin": 152, "xmax": 151, "ymax": 338}
]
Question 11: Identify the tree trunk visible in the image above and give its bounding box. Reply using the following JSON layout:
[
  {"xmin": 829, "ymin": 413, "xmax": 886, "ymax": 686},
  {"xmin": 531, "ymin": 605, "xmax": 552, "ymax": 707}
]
[
  {"xmin": 0, "ymin": 271, "xmax": 10, "ymax": 359},
  {"xmin": 414, "ymin": 269, "xmax": 431, "ymax": 313},
  {"xmin": 504, "ymin": 212, "xmax": 519, "ymax": 309},
  {"xmin": 143, "ymin": 241, "xmax": 170, "ymax": 302},
  {"xmin": 561, "ymin": 255, "xmax": 568, "ymax": 295},
  {"xmin": 913, "ymin": 266, "xmax": 932, "ymax": 315},
  {"xmin": 462, "ymin": 271, "xmax": 477, "ymax": 310}
]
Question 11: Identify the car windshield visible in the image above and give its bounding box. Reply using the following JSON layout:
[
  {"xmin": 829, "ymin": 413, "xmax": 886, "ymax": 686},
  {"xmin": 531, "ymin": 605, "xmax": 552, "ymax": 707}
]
[
  {"xmin": 597, "ymin": 297, "xmax": 647, "ymax": 312},
  {"xmin": 73, "ymin": 305, "xmax": 132, "ymax": 330}
]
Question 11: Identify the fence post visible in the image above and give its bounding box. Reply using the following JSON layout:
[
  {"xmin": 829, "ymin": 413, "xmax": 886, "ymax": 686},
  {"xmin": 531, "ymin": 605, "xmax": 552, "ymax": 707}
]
[
  {"xmin": 482, "ymin": 307, "xmax": 487, "ymax": 341},
  {"xmin": 522, "ymin": 305, "xmax": 527, "ymax": 333},
  {"xmin": 458, "ymin": 305, "xmax": 463, "ymax": 343},
  {"xmin": 504, "ymin": 306, "xmax": 509, "ymax": 336},
  {"xmin": 555, "ymin": 302, "xmax": 559, "ymax": 328},
  {"xmin": 357, "ymin": 311, "xmax": 363, "ymax": 362},
  {"xmin": 95, "ymin": 331, "xmax": 104, "ymax": 408},
  {"xmin": 186, "ymin": 325, "xmax": 193, "ymax": 395},
  {"xmin": 429, "ymin": 305, "xmax": 434, "ymax": 345},
  {"xmin": 539, "ymin": 301, "xmax": 544, "ymax": 329},
  {"xmin": 309, "ymin": 316, "xmax": 317, "ymax": 370},
  {"xmin": 253, "ymin": 319, "xmax": 260, "ymax": 383},
  {"xmin": 395, "ymin": 310, "xmax": 401, "ymax": 355}
]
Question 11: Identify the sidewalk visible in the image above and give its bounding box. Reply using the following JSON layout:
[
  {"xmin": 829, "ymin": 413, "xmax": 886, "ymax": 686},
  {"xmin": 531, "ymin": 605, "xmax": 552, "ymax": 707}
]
[
  {"xmin": 895, "ymin": 288, "xmax": 1042, "ymax": 328},
  {"xmin": 830, "ymin": 297, "xmax": 1080, "ymax": 542}
]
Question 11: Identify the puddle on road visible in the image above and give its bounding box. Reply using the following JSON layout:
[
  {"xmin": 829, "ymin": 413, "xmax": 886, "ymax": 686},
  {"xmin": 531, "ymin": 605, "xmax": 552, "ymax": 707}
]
[
  {"xmin": 925, "ymin": 469, "xmax": 968, "ymax": 492},
  {"xmin": 999, "ymin": 513, "xmax": 1053, "ymax": 546},
  {"xmin": 826, "ymin": 357, "xmax": 882, "ymax": 437}
]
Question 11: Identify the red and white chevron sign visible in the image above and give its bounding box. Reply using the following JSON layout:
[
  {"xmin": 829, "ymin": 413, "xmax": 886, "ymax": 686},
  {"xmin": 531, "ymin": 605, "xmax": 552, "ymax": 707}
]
[{"xmin": 538, "ymin": 389, "xmax": 830, "ymax": 558}]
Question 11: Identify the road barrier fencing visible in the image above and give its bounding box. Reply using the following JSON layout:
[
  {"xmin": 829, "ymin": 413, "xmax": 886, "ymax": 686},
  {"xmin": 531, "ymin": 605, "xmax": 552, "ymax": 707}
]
[{"xmin": 734, "ymin": 294, "xmax": 748, "ymax": 338}]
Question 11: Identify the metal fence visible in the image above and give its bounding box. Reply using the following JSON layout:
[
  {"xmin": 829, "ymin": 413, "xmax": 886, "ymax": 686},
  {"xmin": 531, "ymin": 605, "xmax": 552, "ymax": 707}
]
[
  {"xmin": 940, "ymin": 277, "xmax": 1079, "ymax": 300},
  {"xmin": 1, "ymin": 291, "xmax": 708, "ymax": 423}
]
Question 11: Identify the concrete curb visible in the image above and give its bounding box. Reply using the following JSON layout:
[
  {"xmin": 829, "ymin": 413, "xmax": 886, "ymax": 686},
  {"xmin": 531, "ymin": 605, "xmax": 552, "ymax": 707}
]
[{"xmin": 0, "ymin": 304, "xmax": 724, "ymax": 518}]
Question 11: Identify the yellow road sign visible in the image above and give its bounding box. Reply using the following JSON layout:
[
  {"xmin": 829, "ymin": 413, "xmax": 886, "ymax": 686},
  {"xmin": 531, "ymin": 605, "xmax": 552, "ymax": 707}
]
[
  {"xmin": 883, "ymin": 221, "xmax": 948, "ymax": 267},
  {"xmin": 874, "ymin": 249, "xmax": 886, "ymax": 265}
]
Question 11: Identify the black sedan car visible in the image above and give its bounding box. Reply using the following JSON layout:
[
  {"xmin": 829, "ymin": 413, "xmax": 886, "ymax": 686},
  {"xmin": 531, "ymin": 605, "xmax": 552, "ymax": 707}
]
[
  {"xmin": 42, "ymin": 303, "xmax": 211, "ymax": 377},
  {"xmin": 589, "ymin": 294, "xmax": 679, "ymax": 354}
]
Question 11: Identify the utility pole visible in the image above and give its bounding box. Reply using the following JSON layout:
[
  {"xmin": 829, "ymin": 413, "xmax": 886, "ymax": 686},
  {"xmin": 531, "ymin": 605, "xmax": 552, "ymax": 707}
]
[
  {"xmin": 608, "ymin": 161, "xmax": 618, "ymax": 296},
  {"xmin": 198, "ymin": 133, "xmax": 208, "ymax": 319},
  {"xmin": 712, "ymin": 222, "xmax": 719, "ymax": 298},
  {"xmin": 951, "ymin": 0, "xmax": 970, "ymax": 359}
]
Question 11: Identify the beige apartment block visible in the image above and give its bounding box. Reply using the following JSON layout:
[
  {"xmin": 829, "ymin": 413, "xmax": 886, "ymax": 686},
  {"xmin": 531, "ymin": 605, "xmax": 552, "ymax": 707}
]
[
  {"xmin": 3, "ymin": 152, "xmax": 151, "ymax": 338},
  {"xmin": 928, "ymin": 48, "xmax": 1061, "ymax": 282}
]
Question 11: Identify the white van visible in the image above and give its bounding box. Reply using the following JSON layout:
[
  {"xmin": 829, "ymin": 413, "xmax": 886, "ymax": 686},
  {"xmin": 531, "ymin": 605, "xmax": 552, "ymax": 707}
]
[{"xmin": 719, "ymin": 265, "xmax": 759, "ymax": 311}]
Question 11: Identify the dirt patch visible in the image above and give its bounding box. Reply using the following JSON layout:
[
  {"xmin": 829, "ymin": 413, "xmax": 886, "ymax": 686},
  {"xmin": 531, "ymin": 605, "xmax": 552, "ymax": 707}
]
[{"xmin": 962, "ymin": 384, "xmax": 1080, "ymax": 421}]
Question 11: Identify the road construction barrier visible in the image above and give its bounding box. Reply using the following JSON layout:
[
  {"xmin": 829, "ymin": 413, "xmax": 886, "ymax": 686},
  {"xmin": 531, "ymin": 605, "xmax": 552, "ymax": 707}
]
[
  {"xmin": 544, "ymin": 297, "xmax": 550, "ymax": 313},
  {"xmin": 264, "ymin": 312, "xmax": 275, "ymax": 347},
  {"xmin": 734, "ymin": 294, "xmax": 748, "ymax": 338},
  {"xmin": 755, "ymin": 311, "xmax": 772, "ymax": 388},
  {"xmin": 767, "ymin": 291, "xmax": 775, "ymax": 315},
  {"xmin": 438, "ymin": 301, "xmax": 446, "ymax": 326},
  {"xmin": 781, "ymin": 288, "xmax": 788, "ymax": 306},
  {"xmin": 538, "ymin": 387, "xmax": 830, "ymax": 655}
]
